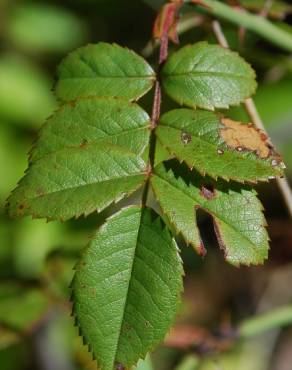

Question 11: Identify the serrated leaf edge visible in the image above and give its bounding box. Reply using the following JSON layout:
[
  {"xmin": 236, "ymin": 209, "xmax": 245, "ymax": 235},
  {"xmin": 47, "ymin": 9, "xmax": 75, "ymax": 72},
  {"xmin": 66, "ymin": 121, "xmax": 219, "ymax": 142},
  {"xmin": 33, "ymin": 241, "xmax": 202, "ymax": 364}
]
[
  {"xmin": 6, "ymin": 167, "xmax": 147, "ymax": 222},
  {"xmin": 155, "ymin": 127, "xmax": 283, "ymax": 184},
  {"xmin": 54, "ymin": 42, "xmax": 157, "ymax": 103},
  {"xmin": 161, "ymin": 41, "xmax": 258, "ymax": 111},
  {"xmin": 28, "ymin": 96, "xmax": 151, "ymax": 163},
  {"xmin": 150, "ymin": 176, "xmax": 205, "ymax": 256},
  {"xmin": 70, "ymin": 205, "xmax": 184, "ymax": 370},
  {"xmin": 151, "ymin": 167, "xmax": 269, "ymax": 266}
]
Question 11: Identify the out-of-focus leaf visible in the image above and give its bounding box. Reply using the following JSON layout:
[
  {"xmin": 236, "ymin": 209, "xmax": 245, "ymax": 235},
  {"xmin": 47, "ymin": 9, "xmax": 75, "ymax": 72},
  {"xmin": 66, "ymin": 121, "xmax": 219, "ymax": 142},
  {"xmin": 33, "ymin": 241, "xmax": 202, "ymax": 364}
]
[
  {"xmin": 7, "ymin": 4, "xmax": 87, "ymax": 53},
  {"xmin": 72, "ymin": 206, "xmax": 183, "ymax": 370},
  {"xmin": 0, "ymin": 125, "xmax": 28, "ymax": 205},
  {"xmin": 0, "ymin": 283, "xmax": 50, "ymax": 332},
  {"xmin": 197, "ymin": 341, "xmax": 269, "ymax": 370},
  {"xmin": 174, "ymin": 355, "xmax": 200, "ymax": 370},
  {"xmin": 0, "ymin": 342, "xmax": 29, "ymax": 370},
  {"xmin": 0, "ymin": 218, "xmax": 14, "ymax": 277},
  {"xmin": 0, "ymin": 327, "xmax": 20, "ymax": 350},
  {"xmin": 0, "ymin": 56, "xmax": 55, "ymax": 125},
  {"xmin": 156, "ymin": 108, "xmax": 284, "ymax": 182},
  {"xmin": 161, "ymin": 42, "xmax": 257, "ymax": 110},
  {"xmin": 13, "ymin": 219, "xmax": 64, "ymax": 279},
  {"xmin": 151, "ymin": 163, "xmax": 269, "ymax": 266},
  {"xmin": 238, "ymin": 0, "xmax": 292, "ymax": 19},
  {"xmin": 252, "ymin": 80, "xmax": 292, "ymax": 129},
  {"xmin": 55, "ymin": 43, "xmax": 156, "ymax": 102},
  {"xmin": 44, "ymin": 257, "xmax": 76, "ymax": 299},
  {"xmin": 252, "ymin": 80, "xmax": 292, "ymax": 172},
  {"xmin": 135, "ymin": 355, "xmax": 154, "ymax": 370}
]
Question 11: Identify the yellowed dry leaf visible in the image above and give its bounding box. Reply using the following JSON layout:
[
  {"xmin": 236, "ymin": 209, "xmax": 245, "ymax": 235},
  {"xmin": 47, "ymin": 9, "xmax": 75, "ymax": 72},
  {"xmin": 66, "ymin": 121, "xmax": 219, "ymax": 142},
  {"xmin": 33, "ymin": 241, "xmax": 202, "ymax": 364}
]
[{"xmin": 220, "ymin": 118, "xmax": 271, "ymax": 158}]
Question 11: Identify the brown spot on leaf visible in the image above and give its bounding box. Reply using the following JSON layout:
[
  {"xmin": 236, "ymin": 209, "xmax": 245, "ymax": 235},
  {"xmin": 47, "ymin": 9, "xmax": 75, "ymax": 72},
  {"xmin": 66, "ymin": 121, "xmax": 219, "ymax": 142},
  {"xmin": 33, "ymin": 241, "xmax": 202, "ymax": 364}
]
[
  {"xmin": 200, "ymin": 185, "xmax": 215, "ymax": 200},
  {"xmin": 220, "ymin": 118, "xmax": 271, "ymax": 158},
  {"xmin": 115, "ymin": 363, "xmax": 125, "ymax": 370},
  {"xmin": 36, "ymin": 187, "xmax": 44, "ymax": 196},
  {"xmin": 80, "ymin": 139, "xmax": 88, "ymax": 148},
  {"xmin": 90, "ymin": 288, "xmax": 96, "ymax": 297},
  {"xmin": 19, "ymin": 204, "xmax": 25, "ymax": 210},
  {"xmin": 181, "ymin": 131, "xmax": 192, "ymax": 144},
  {"xmin": 68, "ymin": 100, "xmax": 77, "ymax": 108}
]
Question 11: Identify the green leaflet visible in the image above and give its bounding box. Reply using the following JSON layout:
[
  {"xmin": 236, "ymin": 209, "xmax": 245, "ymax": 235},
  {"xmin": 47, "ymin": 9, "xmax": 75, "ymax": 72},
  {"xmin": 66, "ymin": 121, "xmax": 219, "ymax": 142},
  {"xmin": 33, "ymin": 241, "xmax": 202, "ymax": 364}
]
[
  {"xmin": 161, "ymin": 42, "xmax": 257, "ymax": 110},
  {"xmin": 30, "ymin": 97, "xmax": 151, "ymax": 161},
  {"xmin": 55, "ymin": 43, "xmax": 156, "ymax": 102},
  {"xmin": 151, "ymin": 162, "xmax": 269, "ymax": 266},
  {"xmin": 8, "ymin": 98, "xmax": 150, "ymax": 221},
  {"xmin": 156, "ymin": 108, "xmax": 284, "ymax": 182},
  {"xmin": 72, "ymin": 206, "xmax": 183, "ymax": 370},
  {"xmin": 8, "ymin": 144, "xmax": 147, "ymax": 221}
]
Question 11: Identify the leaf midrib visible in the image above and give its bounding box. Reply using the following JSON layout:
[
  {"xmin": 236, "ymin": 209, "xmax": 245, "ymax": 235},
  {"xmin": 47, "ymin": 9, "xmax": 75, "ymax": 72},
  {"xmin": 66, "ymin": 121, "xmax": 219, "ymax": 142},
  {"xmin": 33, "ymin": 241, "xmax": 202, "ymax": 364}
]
[
  {"xmin": 27, "ymin": 174, "xmax": 146, "ymax": 202},
  {"xmin": 163, "ymin": 71, "xmax": 251, "ymax": 79},
  {"xmin": 60, "ymin": 75, "xmax": 156, "ymax": 81},
  {"xmin": 32, "ymin": 126, "xmax": 151, "ymax": 162},
  {"xmin": 112, "ymin": 207, "xmax": 143, "ymax": 368}
]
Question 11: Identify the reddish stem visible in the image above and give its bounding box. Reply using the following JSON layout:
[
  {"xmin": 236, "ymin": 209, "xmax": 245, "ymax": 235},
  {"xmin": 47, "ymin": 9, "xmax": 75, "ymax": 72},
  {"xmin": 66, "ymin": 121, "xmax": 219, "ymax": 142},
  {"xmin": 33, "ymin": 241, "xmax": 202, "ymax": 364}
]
[{"xmin": 151, "ymin": 81, "xmax": 162, "ymax": 129}]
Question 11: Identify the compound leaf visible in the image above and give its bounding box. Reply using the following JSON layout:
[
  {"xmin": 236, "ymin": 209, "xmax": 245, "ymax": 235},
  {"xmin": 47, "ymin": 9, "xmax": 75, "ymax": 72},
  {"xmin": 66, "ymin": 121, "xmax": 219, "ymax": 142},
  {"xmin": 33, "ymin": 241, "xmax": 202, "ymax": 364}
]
[
  {"xmin": 161, "ymin": 42, "xmax": 257, "ymax": 110},
  {"xmin": 72, "ymin": 206, "xmax": 183, "ymax": 370},
  {"xmin": 156, "ymin": 108, "xmax": 284, "ymax": 182},
  {"xmin": 151, "ymin": 163, "xmax": 269, "ymax": 265},
  {"xmin": 7, "ymin": 98, "xmax": 150, "ymax": 221},
  {"xmin": 55, "ymin": 42, "xmax": 156, "ymax": 102}
]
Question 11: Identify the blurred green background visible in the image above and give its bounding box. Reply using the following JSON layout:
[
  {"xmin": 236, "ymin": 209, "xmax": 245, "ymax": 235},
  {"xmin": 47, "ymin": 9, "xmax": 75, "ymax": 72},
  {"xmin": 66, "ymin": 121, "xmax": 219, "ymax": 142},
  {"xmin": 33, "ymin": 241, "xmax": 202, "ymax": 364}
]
[{"xmin": 0, "ymin": 1, "xmax": 292, "ymax": 369}]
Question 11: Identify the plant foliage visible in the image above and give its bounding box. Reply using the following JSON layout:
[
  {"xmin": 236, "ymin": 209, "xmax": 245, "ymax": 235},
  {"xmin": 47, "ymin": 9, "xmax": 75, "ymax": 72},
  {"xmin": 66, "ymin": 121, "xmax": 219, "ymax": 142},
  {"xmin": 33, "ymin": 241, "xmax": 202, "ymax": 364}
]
[{"xmin": 7, "ymin": 37, "xmax": 285, "ymax": 369}]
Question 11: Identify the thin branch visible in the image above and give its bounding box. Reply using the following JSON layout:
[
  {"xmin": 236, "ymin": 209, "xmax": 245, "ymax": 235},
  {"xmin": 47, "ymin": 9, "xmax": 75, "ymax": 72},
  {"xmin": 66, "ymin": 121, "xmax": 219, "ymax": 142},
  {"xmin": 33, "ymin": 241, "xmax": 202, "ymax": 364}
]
[
  {"xmin": 142, "ymin": 4, "xmax": 173, "ymax": 207},
  {"xmin": 151, "ymin": 82, "xmax": 162, "ymax": 129},
  {"xmin": 239, "ymin": 304, "xmax": 292, "ymax": 338},
  {"xmin": 165, "ymin": 304, "xmax": 292, "ymax": 351},
  {"xmin": 142, "ymin": 84, "xmax": 162, "ymax": 207},
  {"xmin": 186, "ymin": 0, "xmax": 292, "ymax": 52},
  {"xmin": 212, "ymin": 20, "xmax": 292, "ymax": 218},
  {"xmin": 212, "ymin": 20, "xmax": 228, "ymax": 48}
]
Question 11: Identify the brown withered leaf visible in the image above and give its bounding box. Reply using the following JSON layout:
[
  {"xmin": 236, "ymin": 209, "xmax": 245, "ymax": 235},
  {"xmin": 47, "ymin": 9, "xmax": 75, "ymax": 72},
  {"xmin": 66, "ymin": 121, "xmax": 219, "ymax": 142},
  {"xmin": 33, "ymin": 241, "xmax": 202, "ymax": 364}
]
[
  {"xmin": 153, "ymin": 2, "xmax": 182, "ymax": 43},
  {"xmin": 220, "ymin": 118, "xmax": 272, "ymax": 158}
]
